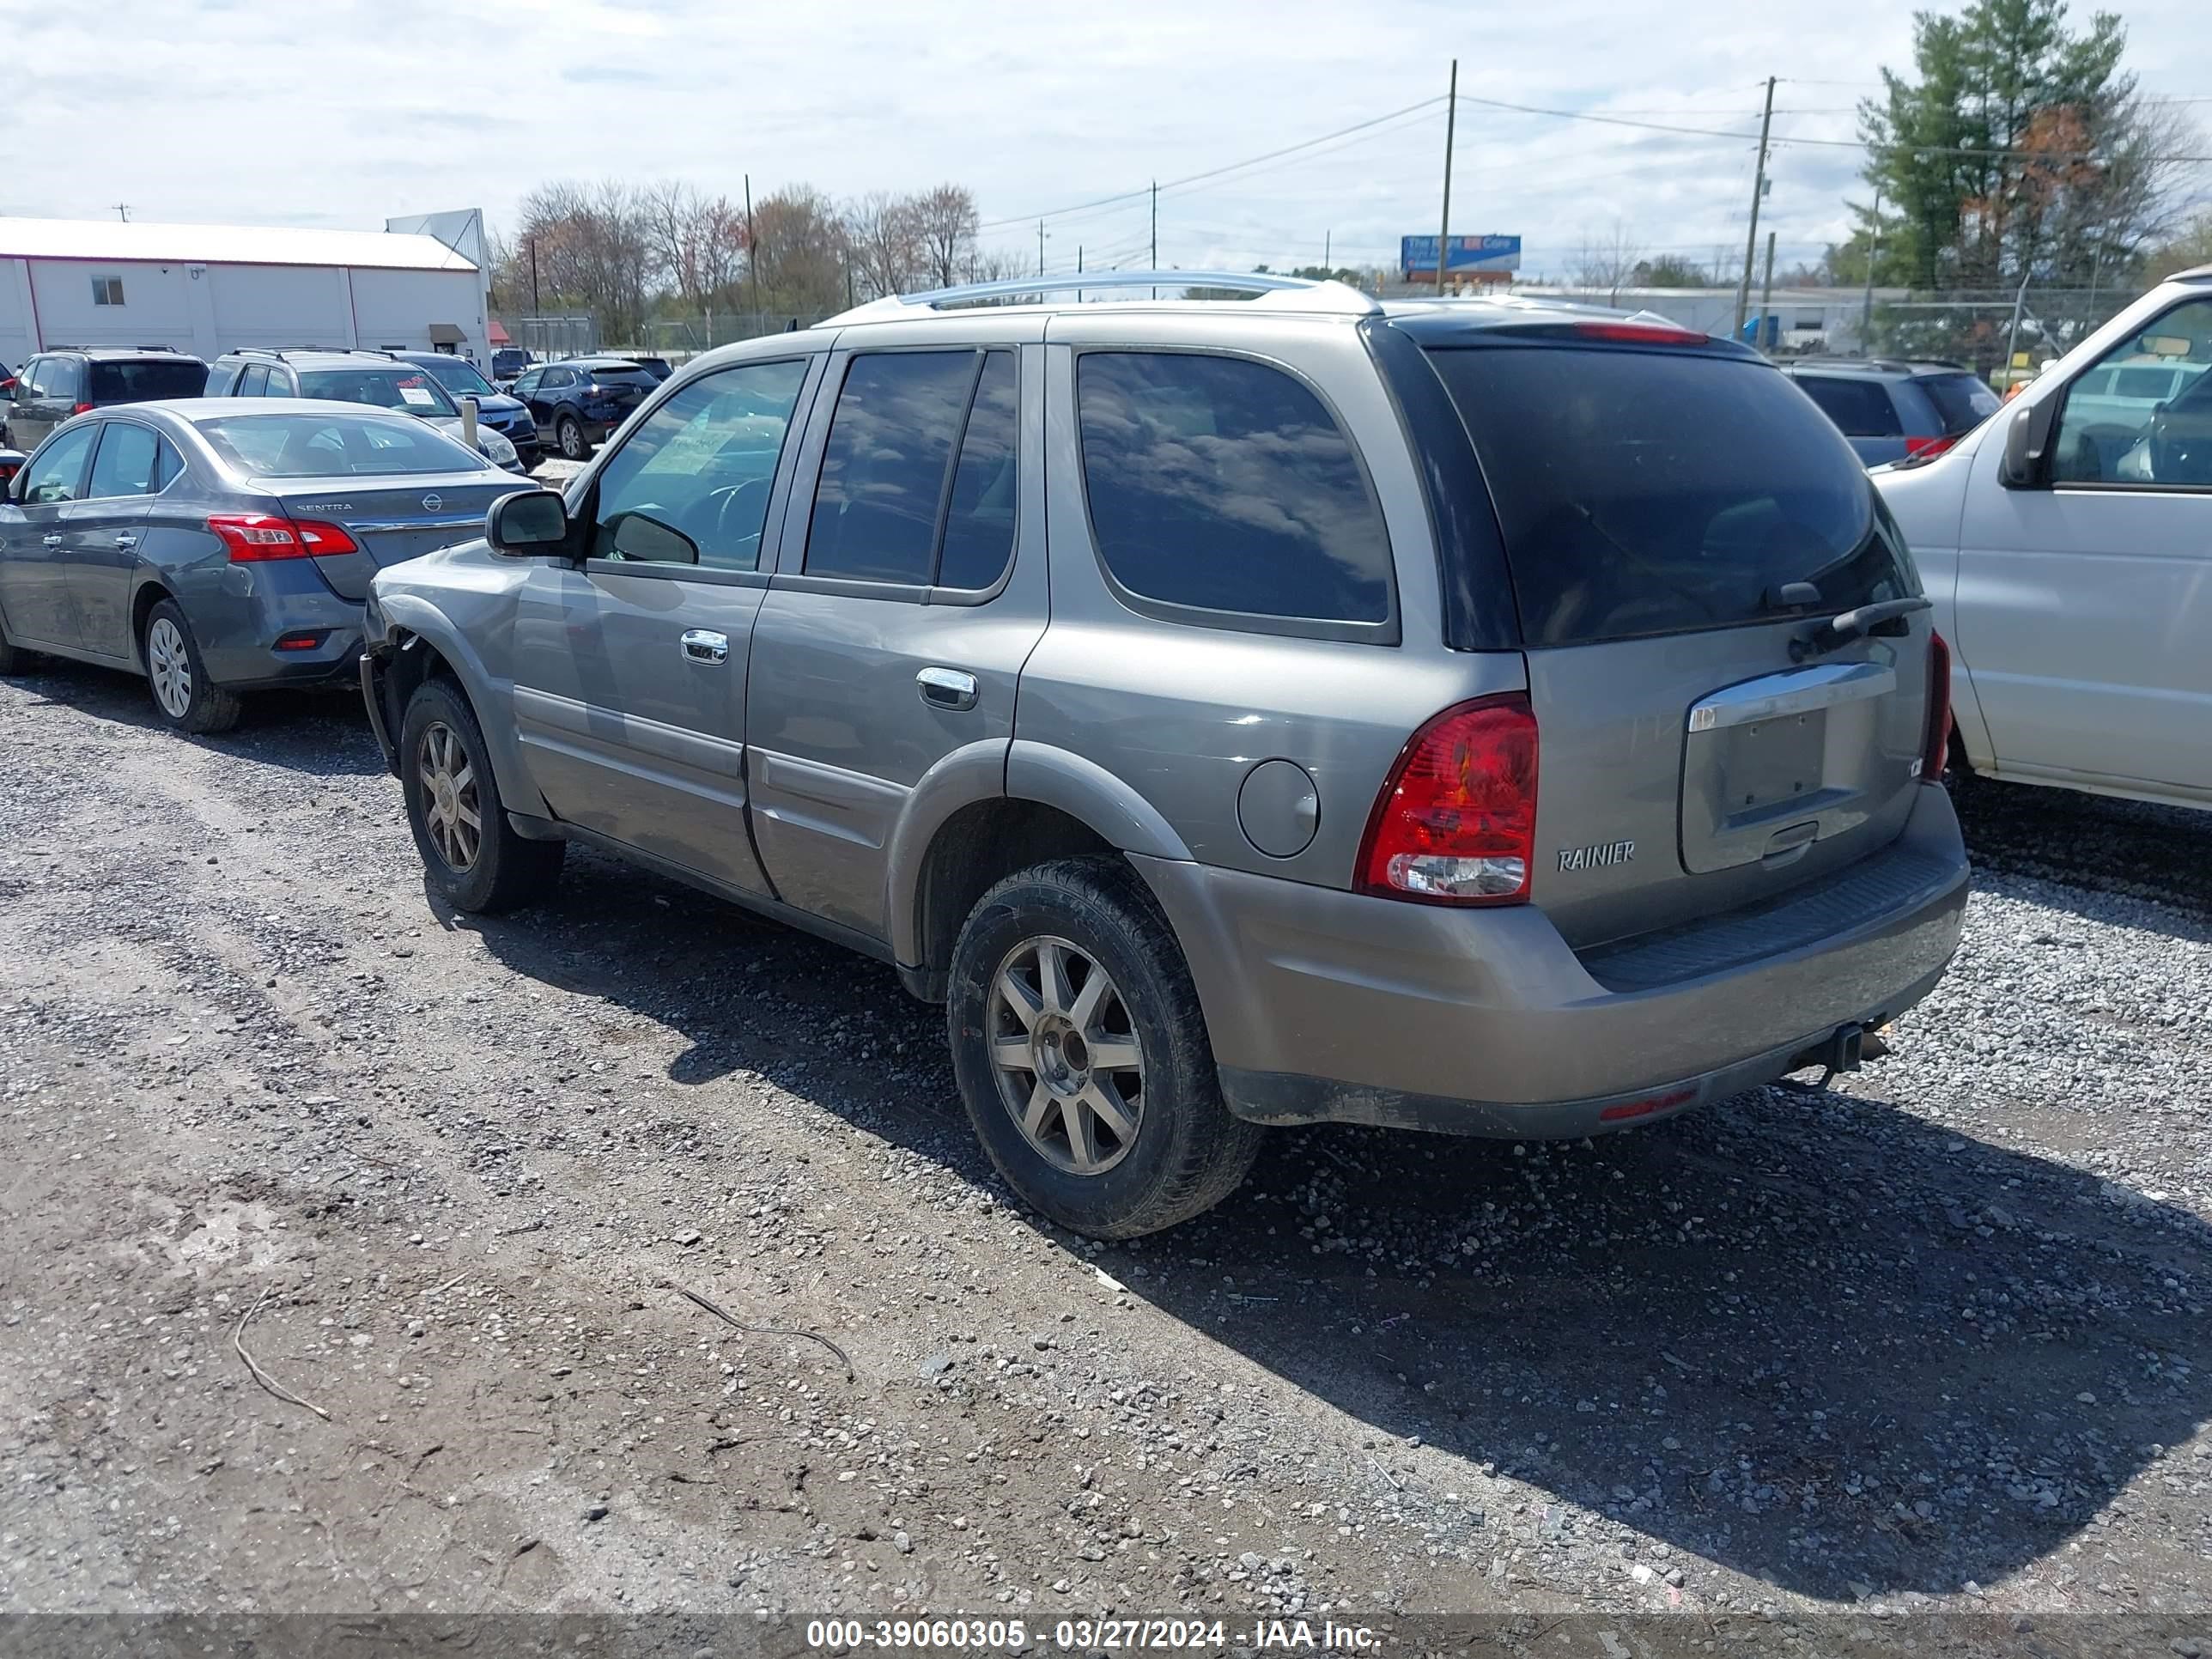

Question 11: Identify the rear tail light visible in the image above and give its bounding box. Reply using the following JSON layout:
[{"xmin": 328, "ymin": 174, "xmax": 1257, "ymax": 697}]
[
  {"xmin": 72, "ymin": 401, "xmax": 94, "ymax": 416},
  {"xmin": 1903, "ymin": 434, "xmax": 1960, "ymax": 459},
  {"xmin": 1357, "ymin": 693, "xmax": 1539, "ymax": 905},
  {"xmin": 208, "ymin": 513, "xmax": 361, "ymax": 562},
  {"xmin": 1923, "ymin": 631, "xmax": 1953, "ymax": 781},
  {"xmin": 1570, "ymin": 321, "xmax": 1709, "ymax": 345}
]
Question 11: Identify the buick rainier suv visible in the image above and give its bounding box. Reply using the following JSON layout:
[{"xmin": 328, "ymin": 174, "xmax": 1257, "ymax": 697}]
[{"xmin": 361, "ymin": 271, "xmax": 1968, "ymax": 1237}]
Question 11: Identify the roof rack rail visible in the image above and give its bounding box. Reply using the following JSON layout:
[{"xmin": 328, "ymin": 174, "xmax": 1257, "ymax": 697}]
[
  {"xmin": 45, "ymin": 343, "xmax": 184, "ymax": 353},
  {"xmin": 823, "ymin": 269, "xmax": 1382, "ymax": 326}
]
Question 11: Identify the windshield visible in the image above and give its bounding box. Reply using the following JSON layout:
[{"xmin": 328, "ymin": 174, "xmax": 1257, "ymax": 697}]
[
  {"xmin": 196, "ymin": 413, "xmax": 483, "ymax": 477},
  {"xmin": 90, "ymin": 360, "xmax": 209, "ymax": 401},
  {"xmin": 296, "ymin": 368, "xmax": 459, "ymax": 416},
  {"xmin": 1426, "ymin": 344, "xmax": 1911, "ymax": 647},
  {"xmin": 411, "ymin": 356, "xmax": 498, "ymax": 398}
]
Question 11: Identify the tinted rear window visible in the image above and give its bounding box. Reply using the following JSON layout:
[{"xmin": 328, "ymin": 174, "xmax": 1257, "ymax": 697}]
[
  {"xmin": 586, "ymin": 367, "xmax": 659, "ymax": 388},
  {"xmin": 1794, "ymin": 374, "xmax": 1901, "ymax": 437},
  {"xmin": 196, "ymin": 414, "xmax": 482, "ymax": 477},
  {"xmin": 1917, "ymin": 371, "xmax": 2001, "ymax": 432},
  {"xmin": 1427, "ymin": 346, "xmax": 1909, "ymax": 647},
  {"xmin": 88, "ymin": 360, "xmax": 208, "ymax": 401},
  {"xmin": 297, "ymin": 368, "xmax": 458, "ymax": 415}
]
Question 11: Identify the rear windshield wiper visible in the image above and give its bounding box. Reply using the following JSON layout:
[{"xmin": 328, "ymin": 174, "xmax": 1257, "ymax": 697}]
[{"xmin": 1790, "ymin": 595, "xmax": 1932, "ymax": 662}]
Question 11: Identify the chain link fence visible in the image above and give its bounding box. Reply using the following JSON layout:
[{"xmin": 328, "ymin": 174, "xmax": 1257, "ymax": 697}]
[{"xmin": 1858, "ymin": 287, "xmax": 2135, "ymax": 383}]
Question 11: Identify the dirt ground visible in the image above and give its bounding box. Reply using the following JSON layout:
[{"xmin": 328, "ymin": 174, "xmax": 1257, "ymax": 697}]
[{"xmin": 1, "ymin": 659, "xmax": 2209, "ymax": 1645}]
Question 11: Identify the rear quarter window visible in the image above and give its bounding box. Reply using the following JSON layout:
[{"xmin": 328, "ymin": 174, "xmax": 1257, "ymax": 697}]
[{"xmin": 1075, "ymin": 350, "xmax": 1392, "ymax": 630}]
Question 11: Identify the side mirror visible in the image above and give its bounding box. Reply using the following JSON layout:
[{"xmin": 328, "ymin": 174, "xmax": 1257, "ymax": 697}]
[
  {"xmin": 487, "ymin": 489, "xmax": 570, "ymax": 557},
  {"xmin": 1998, "ymin": 396, "xmax": 2058, "ymax": 489}
]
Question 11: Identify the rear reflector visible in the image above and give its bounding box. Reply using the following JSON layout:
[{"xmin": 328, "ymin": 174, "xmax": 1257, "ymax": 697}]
[
  {"xmin": 273, "ymin": 631, "xmax": 325, "ymax": 652},
  {"xmin": 208, "ymin": 513, "xmax": 361, "ymax": 562},
  {"xmin": 1598, "ymin": 1087, "xmax": 1695, "ymax": 1123},
  {"xmin": 1923, "ymin": 630, "xmax": 1953, "ymax": 781},
  {"xmin": 1357, "ymin": 693, "xmax": 1538, "ymax": 905}
]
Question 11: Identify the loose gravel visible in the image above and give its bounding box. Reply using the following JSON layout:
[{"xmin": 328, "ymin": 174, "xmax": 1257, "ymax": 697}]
[{"xmin": 0, "ymin": 659, "xmax": 2207, "ymax": 1633}]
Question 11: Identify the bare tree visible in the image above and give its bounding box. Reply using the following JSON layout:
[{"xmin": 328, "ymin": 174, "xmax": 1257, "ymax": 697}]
[
  {"xmin": 746, "ymin": 185, "xmax": 851, "ymax": 319},
  {"xmin": 909, "ymin": 183, "xmax": 981, "ymax": 289},
  {"xmin": 513, "ymin": 179, "xmax": 658, "ymax": 342},
  {"xmin": 644, "ymin": 181, "xmax": 746, "ymax": 311},
  {"xmin": 844, "ymin": 191, "xmax": 923, "ymax": 300},
  {"xmin": 1571, "ymin": 222, "xmax": 1647, "ymax": 301}
]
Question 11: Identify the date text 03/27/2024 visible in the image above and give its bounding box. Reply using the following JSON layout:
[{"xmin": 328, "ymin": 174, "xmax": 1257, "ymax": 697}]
[{"xmin": 802, "ymin": 1618, "xmax": 1382, "ymax": 1651}]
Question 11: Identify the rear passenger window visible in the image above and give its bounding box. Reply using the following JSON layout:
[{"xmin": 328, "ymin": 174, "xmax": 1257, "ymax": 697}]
[
  {"xmin": 88, "ymin": 423, "xmax": 161, "ymax": 497},
  {"xmin": 805, "ymin": 350, "xmax": 981, "ymax": 586},
  {"xmin": 239, "ymin": 365, "xmax": 270, "ymax": 397},
  {"xmin": 937, "ymin": 350, "xmax": 1019, "ymax": 590},
  {"xmin": 1076, "ymin": 351, "xmax": 1391, "ymax": 626},
  {"xmin": 1795, "ymin": 375, "xmax": 1902, "ymax": 437}
]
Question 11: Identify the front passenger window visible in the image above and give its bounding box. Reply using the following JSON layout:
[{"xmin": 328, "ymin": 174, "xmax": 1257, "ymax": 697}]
[
  {"xmin": 589, "ymin": 359, "xmax": 810, "ymax": 569},
  {"xmin": 21, "ymin": 423, "xmax": 97, "ymax": 504},
  {"xmin": 2053, "ymin": 297, "xmax": 2212, "ymax": 486}
]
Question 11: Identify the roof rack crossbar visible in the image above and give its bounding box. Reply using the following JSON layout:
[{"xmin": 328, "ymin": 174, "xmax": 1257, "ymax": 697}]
[{"xmin": 823, "ymin": 269, "xmax": 1381, "ymax": 325}]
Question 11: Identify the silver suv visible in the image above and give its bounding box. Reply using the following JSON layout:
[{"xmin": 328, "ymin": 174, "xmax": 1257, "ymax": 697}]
[{"xmin": 361, "ymin": 271, "xmax": 1969, "ymax": 1237}]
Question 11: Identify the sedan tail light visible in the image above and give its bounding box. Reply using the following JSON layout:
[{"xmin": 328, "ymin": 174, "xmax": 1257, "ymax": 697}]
[
  {"xmin": 208, "ymin": 513, "xmax": 361, "ymax": 562},
  {"xmin": 1357, "ymin": 694, "xmax": 1540, "ymax": 905}
]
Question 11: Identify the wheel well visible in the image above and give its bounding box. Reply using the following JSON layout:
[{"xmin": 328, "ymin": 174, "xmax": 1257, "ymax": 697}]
[
  {"xmin": 910, "ymin": 800, "xmax": 1118, "ymax": 999},
  {"xmin": 381, "ymin": 629, "xmax": 464, "ymax": 728},
  {"xmin": 129, "ymin": 582, "xmax": 173, "ymax": 663}
]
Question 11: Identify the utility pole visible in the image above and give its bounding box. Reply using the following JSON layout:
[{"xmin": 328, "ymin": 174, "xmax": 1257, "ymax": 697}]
[
  {"xmin": 1759, "ymin": 229, "xmax": 1777, "ymax": 353},
  {"xmin": 1734, "ymin": 75, "xmax": 1777, "ymax": 338},
  {"xmin": 112, "ymin": 203, "xmax": 131, "ymax": 222},
  {"xmin": 743, "ymin": 173, "xmax": 760, "ymax": 337},
  {"xmin": 1437, "ymin": 58, "xmax": 1459, "ymax": 295},
  {"xmin": 1037, "ymin": 218, "xmax": 1046, "ymax": 277},
  {"xmin": 528, "ymin": 235, "xmax": 540, "ymax": 315},
  {"xmin": 1860, "ymin": 185, "xmax": 1881, "ymax": 349},
  {"xmin": 1150, "ymin": 180, "xmax": 1158, "ymax": 270},
  {"xmin": 1324, "ymin": 228, "xmax": 1332, "ymax": 272}
]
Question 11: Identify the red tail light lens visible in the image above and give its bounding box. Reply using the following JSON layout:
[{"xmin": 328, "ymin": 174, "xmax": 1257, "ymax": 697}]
[
  {"xmin": 1358, "ymin": 694, "xmax": 1539, "ymax": 905},
  {"xmin": 72, "ymin": 401, "xmax": 94, "ymax": 416},
  {"xmin": 1923, "ymin": 631, "xmax": 1953, "ymax": 781},
  {"xmin": 1903, "ymin": 434, "xmax": 1959, "ymax": 459},
  {"xmin": 208, "ymin": 513, "xmax": 360, "ymax": 562}
]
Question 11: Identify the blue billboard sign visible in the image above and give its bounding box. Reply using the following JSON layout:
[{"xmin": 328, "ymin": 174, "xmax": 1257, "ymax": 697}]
[{"xmin": 1401, "ymin": 234, "xmax": 1522, "ymax": 276}]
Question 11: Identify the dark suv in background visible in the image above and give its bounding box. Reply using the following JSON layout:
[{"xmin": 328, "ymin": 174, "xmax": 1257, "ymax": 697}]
[
  {"xmin": 392, "ymin": 351, "xmax": 543, "ymax": 467},
  {"xmin": 507, "ymin": 357, "xmax": 658, "ymax": 459},
  {"xmin": 3, "ymin": 347, "xmax": 209, "ymax": 451},
  {"xmin": 1782, "ymin": 357, "xmax": 2002, "ymax": 466}
]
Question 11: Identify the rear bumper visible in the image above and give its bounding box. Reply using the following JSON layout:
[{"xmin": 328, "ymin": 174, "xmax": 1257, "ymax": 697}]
[
  {"xmin": 1137, "ymin": 782, "xmax": 1969, "ymax": 1137},
  {"xmin": 187, "ymin": 573, "xmax": 366, "ymax": 691}
]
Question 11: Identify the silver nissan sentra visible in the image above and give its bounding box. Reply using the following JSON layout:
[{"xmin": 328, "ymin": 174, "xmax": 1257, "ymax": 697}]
[{"xmin": 362, "ymin": 271, "xmax": 1969, "ymax": 1237}]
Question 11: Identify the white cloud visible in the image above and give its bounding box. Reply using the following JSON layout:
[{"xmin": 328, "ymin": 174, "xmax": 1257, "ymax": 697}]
[{"xmin": 15, "ymin": 0, "xmax": 2207, "ymax": 283}]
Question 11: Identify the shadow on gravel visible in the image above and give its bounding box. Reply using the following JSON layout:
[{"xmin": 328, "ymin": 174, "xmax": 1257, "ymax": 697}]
[
  {"xmin": 452, "ymin": 841, "xmax": 2212, "ymax": 1606},
  {"xmin": 1954, "ymin": 772, "xmax": 2211, "ymax": 939},
  {"xmin": 7, "ymin": 656, "xmax": 385, "ymax": 775}
]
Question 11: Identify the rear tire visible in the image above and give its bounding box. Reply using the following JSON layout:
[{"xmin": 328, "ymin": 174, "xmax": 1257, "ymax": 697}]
[
  {"xmin": 143, "ymin": 599, "xmax": 242, "ymax": 734},
  {"xmin": 947, "ymin": 856, "xmax": 1261, "ymax": 1238},
  {"xmin": 399, "ymin": 677, "xmax": 564, "ymax": 914},
  {"xmin": 557, "ymin": 416, "xmax": 587, "ymax": 461}
]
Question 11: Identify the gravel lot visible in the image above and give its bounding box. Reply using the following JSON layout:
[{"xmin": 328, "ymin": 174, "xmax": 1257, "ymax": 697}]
[{"xmin": 0, "ymin": 653, "xmax": 2208, "ymax": 1639}]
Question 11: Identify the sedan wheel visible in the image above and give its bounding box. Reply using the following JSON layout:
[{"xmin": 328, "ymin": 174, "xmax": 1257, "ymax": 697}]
[
  {"xmin": 147, "ymin": 617, "xmax": 192, "ymax": 720},
  {"xmin": 558, "ymin": 416, "xmax": 586, "ymax": 460},
  {"xmin": 415, "ymin": 720, "xmax": 483, "ymax": 872}
]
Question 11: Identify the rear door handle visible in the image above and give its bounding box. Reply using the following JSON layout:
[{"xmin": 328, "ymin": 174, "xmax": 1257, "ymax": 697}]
[
  {"xmin": 916, "ymin": 665, "xmax": 979, "ymax": 711},
  {"xmin": 113, "ymin": 532, "xmax": 139, "ymax": 550},
  {"xmin": 40, "ymin": 534, "xmax": 61, "ymax": 548},
  {"xmin": 680, "ymin": 628, "xmax": 729, "ymax": 665}
]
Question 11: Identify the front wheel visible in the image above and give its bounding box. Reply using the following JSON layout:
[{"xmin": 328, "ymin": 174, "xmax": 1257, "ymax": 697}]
[
  {"xmin": 947, "ymin": 857, "xmax": 1261, "ymax": 1238},
  {"xmin": 556, "ymin": 416, "xmax": 588, "ymax": 461},
  {"xmin": 398, "ymin": 678, "xmax": 564, "ymax": 914},
  {"xmin": 143, "ymin": 599, "xmax": 242, "ymax": 734}
]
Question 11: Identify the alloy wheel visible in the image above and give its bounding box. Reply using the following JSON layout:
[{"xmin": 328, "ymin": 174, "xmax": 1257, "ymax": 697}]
[
  {"xmin": 147, "ymin": 617, "xmax": 192, "ymax": 719},
  {"xmin": 987, "ymin": 934, "xmax": 1145, "ymax": 1176},
  {"xmin": 416, "ymin": 720, "xmax": 482, "ymax": 872}
]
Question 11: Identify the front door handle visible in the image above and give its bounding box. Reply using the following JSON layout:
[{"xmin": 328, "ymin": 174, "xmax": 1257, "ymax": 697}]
[
  {"xmin": 113, "ymin": 532, "xmax": 139, "ymax": 550},
  {"xmin": 679, "ymin": 628, "xmax": 729, "ymax": 665},
  {"xmin": 916, "ymin": 665, "xmax": 979, "ymax": 711},
  {"xmin": 40, "ymin": 534, "xmax": 61, "ymax": 548}
]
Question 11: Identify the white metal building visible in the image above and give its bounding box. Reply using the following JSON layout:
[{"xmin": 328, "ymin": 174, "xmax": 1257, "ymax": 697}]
[{"xmin": 0, "ymin": 211, "xmax": 489, "ymax": 374}]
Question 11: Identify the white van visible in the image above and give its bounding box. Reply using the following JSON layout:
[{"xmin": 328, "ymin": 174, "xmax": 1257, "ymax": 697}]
[{"xmin": 1876, "ymin": 265, "xmax": 2212, "ymax": 811}]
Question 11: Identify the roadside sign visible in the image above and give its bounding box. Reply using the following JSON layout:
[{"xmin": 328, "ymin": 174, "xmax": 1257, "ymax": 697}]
[{"xmin": 1401, "ymin": 234, "xmax": 1522, "ymax": 277}]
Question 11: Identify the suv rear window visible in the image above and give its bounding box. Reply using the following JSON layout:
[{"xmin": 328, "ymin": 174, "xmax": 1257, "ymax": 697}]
[
  {"xmin": 1427, "ymin": 346, "xmax": 1909, "ymax": 647},
  {"xmin": 1076, "ymin": 350, "xmax": 1391, "ymax": 627},
  {"xmin": 1793, "ymin": 374, "xmax": 1901, "ymax": 437},
  {"xmin": 1917, "ymin": 371, "xmax": 2001, "ymax": 433},
  {"xmin": 586, "ymin": 367, "xmax": 659, "ymax": 388},
  {"xmin": 297, "ymin": 368, "xmax": 458, "ymax": 415},
  {"xmin": 89, "ymin": 360, "xmax": 208, "ymax": 402}
]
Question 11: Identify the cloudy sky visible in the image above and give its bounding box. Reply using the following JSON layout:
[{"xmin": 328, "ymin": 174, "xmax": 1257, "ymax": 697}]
[{"xmin": 15, "ymin": 0, "xmax": 2210, "ymax": 283}]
